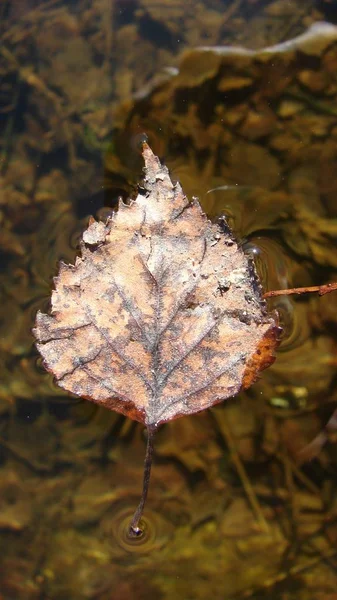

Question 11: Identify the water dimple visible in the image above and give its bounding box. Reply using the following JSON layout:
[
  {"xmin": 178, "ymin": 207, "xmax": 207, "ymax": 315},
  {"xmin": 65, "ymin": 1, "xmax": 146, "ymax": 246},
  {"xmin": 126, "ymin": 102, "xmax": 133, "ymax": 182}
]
[
  {"xmin": 204, "ymin": 184, "xmax": 257, "ymax": 238},
  {"xmin": 243, "ymin": 237, "xmax": 290, "ymax": 292},
  {"xmin": 243, "ymin": 237, "xmax": 310, "ymax": 352},
  {"xmin": 104, "ymin": 505, "xmax": 171, "ymax": 554},
  {"xmin": 205, "ymin": 180, "xmax": 311, "ymax": 354}
]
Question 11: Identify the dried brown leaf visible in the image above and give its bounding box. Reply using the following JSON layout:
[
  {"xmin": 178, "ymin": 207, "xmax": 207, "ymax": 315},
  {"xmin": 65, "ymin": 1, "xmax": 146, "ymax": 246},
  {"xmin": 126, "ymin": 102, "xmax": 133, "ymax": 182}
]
[{"xmin": 33, "ymin": 143, "xmax": 280, "ymax": 428}]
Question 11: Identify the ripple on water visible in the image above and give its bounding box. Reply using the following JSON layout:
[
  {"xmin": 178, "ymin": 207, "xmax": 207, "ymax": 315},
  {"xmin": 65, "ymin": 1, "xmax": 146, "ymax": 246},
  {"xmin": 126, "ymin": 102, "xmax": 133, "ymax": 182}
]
[
  {"xmin": 204, "ymin": 184, "xmax": 312, "ymax": 354},
  {"xmin": 243, "ymin": 237, "xmax": 311, "ymax": 353},
  {"xmin": 102, "ymin": 505, "xmax": 172, "ymax": 554}
]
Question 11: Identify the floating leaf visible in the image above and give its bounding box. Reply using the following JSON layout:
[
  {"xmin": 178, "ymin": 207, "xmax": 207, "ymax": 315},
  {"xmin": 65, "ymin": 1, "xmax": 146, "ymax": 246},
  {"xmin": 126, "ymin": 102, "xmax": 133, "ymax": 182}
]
[{"xmin": 33, "ymin": 143, "xmax": 280, "ymax": 535}]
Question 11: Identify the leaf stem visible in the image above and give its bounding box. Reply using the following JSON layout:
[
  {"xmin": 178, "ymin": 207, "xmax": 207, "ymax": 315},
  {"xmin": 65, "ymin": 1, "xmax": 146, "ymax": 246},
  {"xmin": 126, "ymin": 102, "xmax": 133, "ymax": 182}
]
[{"xmin": 128, "ymin": 425, "xmax": 156, "ymax": 537}]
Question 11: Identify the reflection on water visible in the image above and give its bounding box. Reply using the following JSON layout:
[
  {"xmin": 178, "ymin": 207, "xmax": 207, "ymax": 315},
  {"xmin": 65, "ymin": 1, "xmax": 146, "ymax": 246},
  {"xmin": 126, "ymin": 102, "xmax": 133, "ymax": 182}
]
[{"xmin": 1, "ymin": 0, "xmax": 337, "ymax": 599}]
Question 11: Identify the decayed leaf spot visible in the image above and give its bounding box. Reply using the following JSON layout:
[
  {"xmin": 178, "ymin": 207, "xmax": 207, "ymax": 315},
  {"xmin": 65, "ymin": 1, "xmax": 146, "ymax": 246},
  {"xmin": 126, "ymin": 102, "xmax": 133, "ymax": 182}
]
[{"xmin": 33, "ymin": 143, "xmax": 280, "ymax": 428}]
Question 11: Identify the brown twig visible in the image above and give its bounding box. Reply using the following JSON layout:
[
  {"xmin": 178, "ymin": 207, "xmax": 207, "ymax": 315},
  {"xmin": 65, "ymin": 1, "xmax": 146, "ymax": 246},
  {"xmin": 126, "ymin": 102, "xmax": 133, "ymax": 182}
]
[
  {"xmin": 1, "ymin": 0, "xmax": 64, "ymax": 43},
  {"xmin": 276, "ymin": 451, "xmax": 320, "ymax": 496},
  {"xmin": 222, "ymin": 0, "xmax": 242, "ymax": 25},
  {"xmin": 0, "ymin": 436, "xmax": 50, "ymax": 474},
  {"xmin": 235, "ymin": 547, "xmax": 337, "ymax": 599},
  {"xmin": 212, "ymin": 410, "xmax": 269, "ymax": 533},
  {"xmin": 263, "ymin": 282, "xmax": 337, "ymax": 299}
]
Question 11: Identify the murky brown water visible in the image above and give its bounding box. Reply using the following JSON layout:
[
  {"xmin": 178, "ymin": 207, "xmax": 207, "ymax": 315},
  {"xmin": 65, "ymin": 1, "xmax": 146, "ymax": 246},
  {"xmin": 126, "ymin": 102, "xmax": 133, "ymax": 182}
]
[{"xmin": 1, "ymin": 1, "xmax": 337, "ymax": 598}]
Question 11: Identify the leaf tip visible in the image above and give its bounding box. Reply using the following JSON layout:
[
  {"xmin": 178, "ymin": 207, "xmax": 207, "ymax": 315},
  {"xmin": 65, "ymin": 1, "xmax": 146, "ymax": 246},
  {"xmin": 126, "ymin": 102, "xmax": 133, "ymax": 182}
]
[{"xmin": 141, "ymin": 141, "xmax": 162, "ymax": 177}]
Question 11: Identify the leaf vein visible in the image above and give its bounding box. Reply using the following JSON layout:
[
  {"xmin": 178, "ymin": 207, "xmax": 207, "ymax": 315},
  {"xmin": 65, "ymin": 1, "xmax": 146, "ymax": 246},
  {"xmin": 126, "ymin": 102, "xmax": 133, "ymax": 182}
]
[
  {"xmin": 155, "ymin": 354, "xmax": 243, "ymax": 421},
  {"xmin": 83, "ymin": 308, "xmax": 156, "ymax": 396},
  {"xmin": 158, "ymin": 317, "xmax": 218, "ymax": 387}
]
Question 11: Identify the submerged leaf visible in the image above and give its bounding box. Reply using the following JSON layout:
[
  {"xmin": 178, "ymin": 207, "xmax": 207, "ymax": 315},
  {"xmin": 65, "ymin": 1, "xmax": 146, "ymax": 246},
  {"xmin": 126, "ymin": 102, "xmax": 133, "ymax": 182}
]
[{"xmin": 33, "ymin": 143, "xmax": 280, "ymax": 427}]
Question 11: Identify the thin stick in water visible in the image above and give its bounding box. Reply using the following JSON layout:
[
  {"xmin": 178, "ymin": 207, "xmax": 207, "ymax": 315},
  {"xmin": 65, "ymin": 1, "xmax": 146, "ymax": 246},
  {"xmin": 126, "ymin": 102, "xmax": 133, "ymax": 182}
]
[
  {"xmin": 263, "ymin": 282, "xmax": 337, "ymax": 299},
  {"xmin": 128, "ymin": 425, "xmax": 156, "ymax": 537}
]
